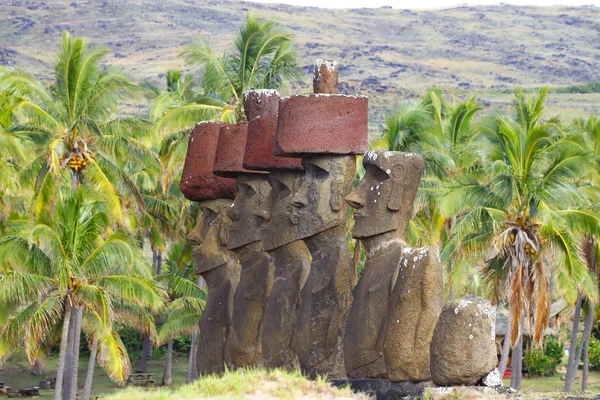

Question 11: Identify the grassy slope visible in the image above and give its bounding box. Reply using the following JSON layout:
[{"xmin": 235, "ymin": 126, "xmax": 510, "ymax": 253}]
[{"xmin": 1, "ymin": 0, "xmax": 599, "ymax": 131}]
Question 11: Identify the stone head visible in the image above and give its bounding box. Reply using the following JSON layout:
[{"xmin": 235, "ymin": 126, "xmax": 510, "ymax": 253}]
[
  {"xmin": 345, "ymin": 150, "xmax": 423, "ymax": 239},
  {"xmin": 227, "ymin": 174, "xmax": 272, "ymax": 250},
  {"xmin": 292, "ymin": 155, "xmax": 356, "ymax": 239},
  {"xmin": 257, "ymin": 170, "xmax": 304, "ymax": 251},
  {"xmin": 186, "ymin": 199, "xmax": 235, "ymax": 274}
]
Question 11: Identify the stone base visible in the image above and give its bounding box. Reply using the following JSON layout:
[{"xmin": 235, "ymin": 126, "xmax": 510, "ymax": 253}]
[
  {"xmin": 330, "ymin": 379, "xmax": 432, "ymax": 399},
  {"xmin": 330, "ymin": 379, "xmax": 514, "ymax": 399}
]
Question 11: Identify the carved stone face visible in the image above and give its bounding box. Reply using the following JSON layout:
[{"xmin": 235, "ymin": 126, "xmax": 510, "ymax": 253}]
[
  {"xmin": 292, "ymin": 155, "xmax": 355, "ymax": 240},
  {"xmin": 187, "ymin": 199, "xmax": 234, "ymax": 274},
  {"xmin": 258, "ymin": 170, "xmax": 304, "ymax": 251},
  {"xmin": 227, "ymin": 174, "xmax": 271, "ymax": 250},
  {"xmin": 346, "ymin": 151, "xmax": 423, "ymax": 239}
]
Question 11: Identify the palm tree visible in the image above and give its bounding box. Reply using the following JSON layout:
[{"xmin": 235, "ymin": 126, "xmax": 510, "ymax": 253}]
[
  {"xmin": 0, "ymin": 31, "xmax": 148, "ymax": 222},
  {"xmin": 154, "ymin": 13, "xmax": 304, "ymax": 134},
  {"xmin": 563, "ymin": 115, "xmax": 600, "ymax": 392},
  {"xmin": 442, "ymin": 88, "xmax": 599, "ymax": 389},
  {"xmin": 156, "ymin": 242, "xmax": 206, "ymax": 385},
  {"xmin": 0, "ymin": 192, "xmax": 165, "ymax": 400}
]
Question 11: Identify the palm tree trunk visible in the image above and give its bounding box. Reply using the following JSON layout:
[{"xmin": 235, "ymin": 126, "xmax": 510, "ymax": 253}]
[
  {"xmin": 565, "ymin": 294, "xmax": 583, "ymax": 392},
  {"xmin": 137, "ymin": 336, "xmax": 152, "ymax": 372},
  {"xmin": 580, "ymin": 301, "xmax": 595, "ymax": 392},
  {"xmin": 81, "ymin": 337, "xmax": 98, "ymax": 400},
  {"xmin": 498, "ymin": 317, "xmax": 511, "ymax": 377},
  {"xmin": 162, "ymin": 337, "xmax": 173, "ymax": 386},
  {"xmin": 152, "ymin": 248, "xmax": 157, "ymax": 274},
  {"xmin": 67, "ymin": 307, "xmax": 83, "ymax": 400},
  {"xmin": 510, "ymin": 336, "xmax": 523, "ymax": 390},
  {"xmin": 54, "ymin": 304, "xmax": 72, "ymax": 400},
  {"xmin": 156, "ymin": 251, "xmax": 163, "ymax": 276},
  {"xmin": 186, "ymin": 328, "xmax": 199, "ymax": 383},
  {"xmin": 62, "ymin": 310, "xmax": 77, "ymax": 400}
]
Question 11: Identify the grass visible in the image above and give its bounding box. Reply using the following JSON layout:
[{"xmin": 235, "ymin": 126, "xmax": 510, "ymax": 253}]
[
  {"xmin": 0, "ymin": 350, "xmax": 189, "ymax": 399},
  {"xmin": 2, "ymin": 350, "xmax": 600, "ymax": 399},
  {"xmin": 104, "ymin": 369, "xmax": 365, "ymax": 400}
]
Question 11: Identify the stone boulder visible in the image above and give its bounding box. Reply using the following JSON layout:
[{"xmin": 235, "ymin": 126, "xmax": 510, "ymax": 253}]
[{"xmin": 430, "ymin": 295, "xmax": 497, "ymax": 386}]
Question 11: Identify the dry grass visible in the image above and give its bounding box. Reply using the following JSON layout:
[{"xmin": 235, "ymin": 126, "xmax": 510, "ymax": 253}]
[{"xmin": 104, "ymin": 368, "xmax": 368, "ymax": 400}]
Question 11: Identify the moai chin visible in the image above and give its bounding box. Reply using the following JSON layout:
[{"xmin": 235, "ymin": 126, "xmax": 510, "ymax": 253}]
[
  {"xmin": 243, "ymin": 90, "xmax": 310, "ymax": 370},
  {"xmin": 213, "ymin": 112, "xmax": 275, "ymax": 369},
  {"xmin": 180, "ymin": 122, "xmax": 240, "ymax": 376},
  {"xmin": 275, "ymin": 60, "xmax": 369, "ymax": 379},
  {"xmin": 343, "ymin": 150, "xmax": 425, "ymax": 379}
]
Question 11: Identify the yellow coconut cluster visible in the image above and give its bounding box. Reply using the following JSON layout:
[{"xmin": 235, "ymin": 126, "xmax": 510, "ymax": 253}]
[{"xmin": 67, "ymin": 153, "xmax": 95, "ymax": 172}]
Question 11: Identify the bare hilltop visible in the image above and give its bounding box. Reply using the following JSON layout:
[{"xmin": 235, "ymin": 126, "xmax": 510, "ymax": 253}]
[{"xmin": 1, "ymin": 0, "xmax": 599, "ymax": 127}]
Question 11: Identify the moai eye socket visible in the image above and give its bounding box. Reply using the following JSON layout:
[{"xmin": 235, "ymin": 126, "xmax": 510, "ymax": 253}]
[{"xmin": 315, "ymin": 166, "xmax": 329, "ymax": 182}]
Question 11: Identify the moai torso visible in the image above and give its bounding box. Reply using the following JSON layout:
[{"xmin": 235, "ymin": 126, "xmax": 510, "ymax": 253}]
[
  {"xmin": 187, "ymin": 199, "xmax": 240, "ymax": 376},
  {"xmin": 344, "ymin": 242, "xmax": 402, "ymax": 378},
  {"xmin": 384, "ymin": 246, "xmax": 443, "ymax": 382},
  {"xmin": 296, "ymin": 224, "xmax": 353, "ymax": 378},
  {"xmin": 259, "ymin": 171, "xmax": 310, "ymax": 370}
]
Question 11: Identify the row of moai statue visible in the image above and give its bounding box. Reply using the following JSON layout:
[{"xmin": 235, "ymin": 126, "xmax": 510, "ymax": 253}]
[{"xmin": 180, "ymin": 60, "xmax": 500, "ymax": 388}]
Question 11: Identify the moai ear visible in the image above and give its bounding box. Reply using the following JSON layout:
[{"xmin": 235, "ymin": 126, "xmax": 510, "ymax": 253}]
[
  {"xmin": 330, "ymin": 160, "xmax": 344, "ymax": 211},
  {"xmin": 218, "ymin": 212, "xmax": 232, "ymax": 246},
  {"xmin": 388, "ymin": 165, "xmax": 405, "ymax": 211}
]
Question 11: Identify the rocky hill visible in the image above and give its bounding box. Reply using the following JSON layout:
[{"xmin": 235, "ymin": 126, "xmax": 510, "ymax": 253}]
[{"xmin": 1, "ymin": 0, "xmax": 599, "ymax": 128}]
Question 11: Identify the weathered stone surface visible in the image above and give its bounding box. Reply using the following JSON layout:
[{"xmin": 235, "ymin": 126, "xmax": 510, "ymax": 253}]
[
  {"xmin": 384, "ymin": 246, "xmax": 444, "ymax": 382},
  {"xmin": 227, "ymin": 174, "xmax": 272, "ymax": 251},
  {"xmin": 179, "ymin": 122, "xmax": 237, "ymax": 201},
  {"xmin": 244, "ymin": 114, "xmax": 304, "ymax": 171},
  {"xmin": 186, "ymin": 199, "xmax": 240, "ymax": 376},
  {"xmin": 259, "ymin": 170, "xmax": 310, "ymax": 370},
  {"xmin": 274, "ymin": 94, "xmax": 369, "ymax": 157},
  {"xmin": 343, "ymin": 151, "xmax": 424, "ymax": 379},
  {"xmin": 313, "ymin": 59, "xmax": 339, "ymax": 94},
  {"xmin": 227, "ymin": 241, "xmax": 275, "ymax": 368},
  {"xmin": 213, "ymin": 123, "xmax": 267, "ymax": 177},
  {"xmin": 430, "ymin": 295, "xmax": 497, "ymax": 386},
  {"xmin": 292, "ymin": 155, "xmax": 356, "ymax": 379},
  {"xmin": 480, "ymin": 368, "xmax": 503, "ymax": 387},
  {"xmin": 226, "ymin": 173, "xmax": 275, "ymax": 368},
  {"xmin": 262, "ymin": 241, "xmax": 310, "ymax": 369},
  {"xmin": 243, "ymin": 89, "xmax": 280, "ymax": 120}
]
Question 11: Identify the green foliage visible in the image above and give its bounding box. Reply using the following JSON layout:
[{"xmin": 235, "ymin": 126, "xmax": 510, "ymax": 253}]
[
  {"xmin": 524, "ymin": 348, "xmax": 559, "ymax": 377},
  {"xmin": 554, "ymin": 82, "xmax": 600, "ymax": 94},
  {"xmin": 589, "ymin": 336, "xmax": 600, "ymax": 369},
  {"xmin": 544, "ymin": 337, "xmax": 565, "ymax": 366}
]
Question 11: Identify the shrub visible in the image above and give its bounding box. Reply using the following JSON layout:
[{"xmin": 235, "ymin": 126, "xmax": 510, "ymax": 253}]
[
  {"xmin": 544, "ymin": 337, "xmax": 564, "ymax": 366},
  {"xmin": 524, "ymin": 348, "xmax": 558, "ymax": 377},
  {"xmin": 589, "ymin": 336, "xmax": 600, "ymax": 370}
]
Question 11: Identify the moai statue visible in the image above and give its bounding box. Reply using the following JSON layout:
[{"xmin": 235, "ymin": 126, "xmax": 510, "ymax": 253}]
[
  {"xmin": 343, "ymin": 151, "xmax": 424, "ymax": 379},
  {"xmin": 213, "ymin": 115, "xmax": 274, "ymax": 369},
  {"xmin": 274, "ymin": 60, "xmax": 369, "ymax": 379},
  {"xmin": 373, "ymin": 154, "xmax": 444, "ymax": 383},
  {"xmin": 243, "ymin": 90, "xmax": 310, "ymax": 370},
  {"xmin": 179, "ymin": 122, "xmax": 240, "ymax": 376}
]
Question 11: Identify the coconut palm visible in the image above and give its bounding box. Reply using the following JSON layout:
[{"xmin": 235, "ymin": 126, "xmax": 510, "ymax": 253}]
[
  {"xmin": 442, "ymin": 88, "xmax": 599, "ymax": 388},
  {"xmin": 156, "ymin": 242, "xmax": 206, "ymax": 385},
  {"xmin": 563, "ymin": 115, "xmax": 600, "ymax": 392},
  {"xmin": 154, "ymin": 13, "xmax": 304, "ymax": 134},
  {"xmin": 0, "ymin": 31, "xmax": 148, "ymax": 223},
  {"xmin": 0, "ymin": 192, "xmax": 165, "ymax": 400}
]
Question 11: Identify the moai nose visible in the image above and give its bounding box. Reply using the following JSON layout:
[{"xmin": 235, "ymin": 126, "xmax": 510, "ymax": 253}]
[
  {"xmin": 227, "ymin": 203, "xmax": 240, "ymax": 221},
  {"xmin": 186, "ymin": 229, "xmax": 203, "ymax": 246},
  {"xmin": 345, "ymin": 189, "xmax": 365, "ymax": 210},
  {"xmin": 253, "ymin": 209, "xmax": 271, "ymax": 221}
]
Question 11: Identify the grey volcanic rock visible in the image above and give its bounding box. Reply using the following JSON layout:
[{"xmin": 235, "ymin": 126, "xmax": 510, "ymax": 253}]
[{"xmin": 430, "ymin": 295, "xmax": 497, "ymax": 386}]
